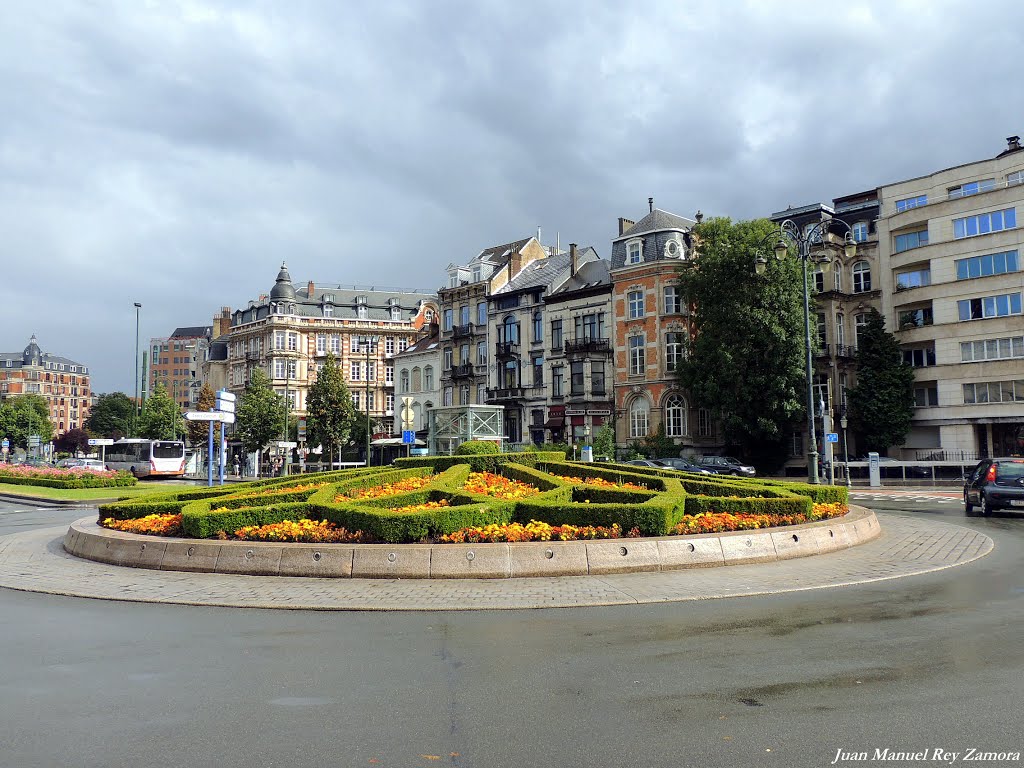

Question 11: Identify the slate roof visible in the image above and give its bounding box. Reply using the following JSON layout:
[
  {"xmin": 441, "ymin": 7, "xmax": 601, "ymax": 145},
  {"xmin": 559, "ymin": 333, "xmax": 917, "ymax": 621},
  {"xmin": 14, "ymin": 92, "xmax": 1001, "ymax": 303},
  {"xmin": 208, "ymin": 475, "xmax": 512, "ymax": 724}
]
[
  {"xmin": 170, "ymin": 326, "xmax": 212, "ymax": 339},
  {"xmin": 207, "ymin": 339, "xmax": 228, "ymax": 361},
  {"xmin": 547, "ymin": 253, "xmax": 610, "ymax": 298},
  {"xmin": 494, "ymin": 252, "xmax": 573, "ymax": 295},
  {"xmin": 476, "ymin": 237, "xmax": 533, "ymax": 263},
  {"xmin": 614, "ymin": 209, "xmax": 695, "ymax": 242},
  {"xmin": 0, "ymin": 335, "xmax": 88, "ymax": 370}
]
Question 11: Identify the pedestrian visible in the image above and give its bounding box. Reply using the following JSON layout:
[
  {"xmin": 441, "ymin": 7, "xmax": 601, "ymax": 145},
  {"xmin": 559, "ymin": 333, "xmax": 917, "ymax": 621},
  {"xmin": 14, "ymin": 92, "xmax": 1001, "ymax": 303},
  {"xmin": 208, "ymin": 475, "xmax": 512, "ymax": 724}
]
[{"xmin": 232, "ymin": 456, "xmax": 240, "ymax": 477}]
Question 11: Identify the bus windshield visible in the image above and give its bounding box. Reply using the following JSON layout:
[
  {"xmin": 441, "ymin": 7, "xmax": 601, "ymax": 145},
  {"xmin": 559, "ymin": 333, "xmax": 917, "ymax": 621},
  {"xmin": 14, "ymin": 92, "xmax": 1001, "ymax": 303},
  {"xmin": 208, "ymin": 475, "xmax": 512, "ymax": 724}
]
[{"xmin": 153, "ymin": 441, "xmax": 185, "ymax": 459}]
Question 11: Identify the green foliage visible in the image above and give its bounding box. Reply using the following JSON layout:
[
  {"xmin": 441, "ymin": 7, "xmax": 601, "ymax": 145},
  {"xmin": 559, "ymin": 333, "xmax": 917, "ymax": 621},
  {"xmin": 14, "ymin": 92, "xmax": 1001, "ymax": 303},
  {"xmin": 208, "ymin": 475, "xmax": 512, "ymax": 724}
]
[
  {"xmin": 642, "ymin": 422, "xmax": 678, "ymax": 458},
  {"xmin": 0, "ymin": 394, "xmax": 54, "ymax": 449},
  {"xmin": 305, "ymin": 353, "xmax": 354, "ymax": 462},
  {"xmin": 847, "ymin": 309, "xmax": 916, "ymax": 453},
  {"xmin": 0, "ymin": 469, "xmax": 136, "ymax": 489},
  {"xmin": 455, "ymin": 440, "xmax": 500, "ymax": 455},
  {"xmin": 592, "ymin": 423, "xmax": 615, "ymax": 460},
  {"xmin": 187, "ymin": 383, "xmax": 218, "ymax": 447},
  {"xmin": 235, "ymin": 367, "xmax": 285, "ymax": 455},
  {"xmin": 678, "ymin": 216, "xmax": 806, "ymax": 462},
  {"xmin": 85, "ymin": 392, "xmax": 134, "ymax": 439},
  {"xmin": 138, "ymin": 384, "xmax": 184, "ymax": 440}
]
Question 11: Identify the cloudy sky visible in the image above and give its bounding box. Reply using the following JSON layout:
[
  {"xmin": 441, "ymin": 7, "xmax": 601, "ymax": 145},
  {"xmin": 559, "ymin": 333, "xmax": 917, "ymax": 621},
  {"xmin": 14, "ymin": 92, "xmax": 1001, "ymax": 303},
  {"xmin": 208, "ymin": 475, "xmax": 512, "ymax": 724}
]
[{"xmin": 2, "ymin": 0, "xmax": 1022, "ymax": 394}]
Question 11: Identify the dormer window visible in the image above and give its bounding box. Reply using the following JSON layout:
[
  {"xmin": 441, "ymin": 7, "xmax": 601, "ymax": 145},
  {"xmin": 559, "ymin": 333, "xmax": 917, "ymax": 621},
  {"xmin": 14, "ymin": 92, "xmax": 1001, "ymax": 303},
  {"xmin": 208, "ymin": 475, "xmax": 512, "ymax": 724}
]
[
  {"xmin": 664, "ymin": 239, "xmax": 683, "ymax": 259},
  {"xmin": 389, "ymin": 298, "xmax": 401, "ymax": 321},
  {"xmin": 324, "ymin": 305, "xmax": 334, "ymax": 318},
  {"xmin": 357, "ymin": 305, "xmax": 368, "ymax": 319},
  {"xmin": 627, "ymin": 240, "xmax": 643, "ymax": 264},
  {"xmin": 274, "ymin": 304, "xmax": 284, "ymax": 315}
]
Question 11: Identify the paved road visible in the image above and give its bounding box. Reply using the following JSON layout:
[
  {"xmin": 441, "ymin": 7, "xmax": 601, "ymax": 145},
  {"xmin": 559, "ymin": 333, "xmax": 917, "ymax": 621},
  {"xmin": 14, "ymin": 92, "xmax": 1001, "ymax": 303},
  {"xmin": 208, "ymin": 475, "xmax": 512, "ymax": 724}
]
[{"xmin": 1, "ymin": 500, "xmax": 1022, "ymax": 768}]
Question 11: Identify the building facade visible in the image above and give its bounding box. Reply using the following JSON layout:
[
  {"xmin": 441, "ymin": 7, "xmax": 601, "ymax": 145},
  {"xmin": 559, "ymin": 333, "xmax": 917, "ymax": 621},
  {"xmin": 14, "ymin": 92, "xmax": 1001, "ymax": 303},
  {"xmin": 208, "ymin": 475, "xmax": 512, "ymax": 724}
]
[
  {"xmin": 543, "ymin": 248, "xmax": 614, "ymax": 449},
  {"xmin": 0, "ymin": 335, "xmax": 91, "ymax": 434},
  {"xmin": 393, "ymin": 323, "xmax": 441, "ymax": 436},
  {"xmin": 149, "ymin": 326, "xmax": 211, "ymax": 411},
  {"xmin": 877, "ymin": 136, "xmax": 1024, "ymax": 459},
  {"xmin": 610, "ymin": 204, "xmax": 706, "ymax": 453},
  {"xmin": 224, "ymin": 264, "xmax": 437, "ymax": 447}
]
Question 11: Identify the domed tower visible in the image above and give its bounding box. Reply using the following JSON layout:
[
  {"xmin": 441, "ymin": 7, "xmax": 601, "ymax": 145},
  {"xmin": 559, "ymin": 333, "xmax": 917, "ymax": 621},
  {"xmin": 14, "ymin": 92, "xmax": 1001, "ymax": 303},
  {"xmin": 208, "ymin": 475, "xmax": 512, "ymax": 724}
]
[
  {"xmin": 22, "ymin": 334, "xmax": 43, "ymax": 367},
  {"xmin": 270, "ymin": 262, "xmax": 296, "ymax": 302}
]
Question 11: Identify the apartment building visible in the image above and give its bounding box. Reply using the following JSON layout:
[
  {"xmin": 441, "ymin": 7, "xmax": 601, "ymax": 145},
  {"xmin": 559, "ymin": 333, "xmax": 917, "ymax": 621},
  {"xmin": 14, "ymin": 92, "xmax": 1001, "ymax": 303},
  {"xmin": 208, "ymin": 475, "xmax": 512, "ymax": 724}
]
[
  {"xmin": 225, "ymin": 264, "xmax": 437, "ymax": 441},
  {"xmin": 543, "ymin": 247, "xmax": 613, "ymax": 447},
  {"xmin": 878, "ymin": 136, "xmax": 1024, "ymax": 459},
  {"xmin": 769, "ymin": 195, "xmax": 883, "ymax": 463},
  {"xmin": 437, "ymin": 237, "xmax": 550, "ymax": 417},
  {"xmin": 0, "ymin": 335, "xmax": 91, "ymax": 434},
  {"xmin": 393, "ymin": 323, "xmax": 441, "ymax": 435},
  {"xmin": 610, "ymin": 202, "xmax": 703, "ymax": 451},
  {"xmin": 485, "ymin": 245, "xmax": 597, "ymax": 445},
  {"xmin": 149, "ymin": 326, "xmax": 211, "ymax": 410}
]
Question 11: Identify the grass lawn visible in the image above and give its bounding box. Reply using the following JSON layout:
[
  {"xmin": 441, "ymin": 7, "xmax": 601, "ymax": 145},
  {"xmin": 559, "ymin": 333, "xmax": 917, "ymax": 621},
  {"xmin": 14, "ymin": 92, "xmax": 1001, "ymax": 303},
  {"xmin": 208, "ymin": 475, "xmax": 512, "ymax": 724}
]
[{"xmin": 0, "ymin": 482, "xmax": 183, "ymax": 502}]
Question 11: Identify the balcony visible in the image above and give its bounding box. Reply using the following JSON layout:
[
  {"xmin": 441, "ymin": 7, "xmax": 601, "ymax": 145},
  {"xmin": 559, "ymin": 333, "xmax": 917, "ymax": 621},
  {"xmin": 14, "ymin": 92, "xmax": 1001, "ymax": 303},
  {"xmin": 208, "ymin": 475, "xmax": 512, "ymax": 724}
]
[
  {"xmin": 486, "ymin": 387, "xmax": 525, "ymax": 401},
  {"xmin": 835, "ymin": 344, "xmax": 858, "ymax": 359},
  {"xmin": 814, "ymin": 343, "xmax": 831, "ymax": 359},
  {"xmin": 495, "ymin": 341, "xmax": 519, "ymax": 357},
  {"xmin": 452, "ymin": 323, "xmax": 476, "ymax": 339},
  {"xmin": 564, "ymin": 338, "xmax": 611, "ymax": 355},
  {"xmin": 451, "ymin": 362, "xmax": 475, "ymax": 379}
]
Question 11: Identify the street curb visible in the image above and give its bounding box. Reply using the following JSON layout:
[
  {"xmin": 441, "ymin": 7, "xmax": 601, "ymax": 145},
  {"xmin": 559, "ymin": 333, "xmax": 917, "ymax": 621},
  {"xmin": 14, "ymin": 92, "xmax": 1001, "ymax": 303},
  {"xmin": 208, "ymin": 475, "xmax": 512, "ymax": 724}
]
[
  {"xmin": 64, "ymin": 507, "xmax": 881, "ymax": 579},
  {"xmin": 0, "ymin": 493, "xmax": 105, "ymax": 508}
]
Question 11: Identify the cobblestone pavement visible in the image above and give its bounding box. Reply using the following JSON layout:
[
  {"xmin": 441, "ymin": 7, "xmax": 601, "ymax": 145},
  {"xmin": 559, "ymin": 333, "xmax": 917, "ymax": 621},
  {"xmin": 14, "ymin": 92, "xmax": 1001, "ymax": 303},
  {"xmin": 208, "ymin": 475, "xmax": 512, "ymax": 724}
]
[{"xmin": 0, "ymin": 513, "xmax": 992, "ymax": 611}]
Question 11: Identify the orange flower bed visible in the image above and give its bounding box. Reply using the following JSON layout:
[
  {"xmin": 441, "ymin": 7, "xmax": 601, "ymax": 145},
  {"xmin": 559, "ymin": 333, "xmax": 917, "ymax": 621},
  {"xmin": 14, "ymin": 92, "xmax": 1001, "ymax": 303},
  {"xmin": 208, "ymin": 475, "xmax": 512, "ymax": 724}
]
[
  {"xmin": 673, "ymin": 502, "xmax": 848, "ymax": 535},
  {"xmin": 552, "ymin": 474, "xmax": 646, "ymax": 490},
  {"xmin": 342, "ymin": 476, "xmax": 432, "ymax": 501},
  {"xmin": 439, "ymin": 519, "xmax": 637, "ymax": 543},
  {"xmin": 102, "ymin": 514, "xmax": 183, "ymax": 537},
  {"xmin": 462, "ymin": 472, "xmax": 540, "ymax": 499},
  {"xmin": 234, "ymin": 518, "xmax": 367, "ymax": 543},
  {"xmin": 389, "ymin": 499, "xmax": 451, "ymax": 514}
]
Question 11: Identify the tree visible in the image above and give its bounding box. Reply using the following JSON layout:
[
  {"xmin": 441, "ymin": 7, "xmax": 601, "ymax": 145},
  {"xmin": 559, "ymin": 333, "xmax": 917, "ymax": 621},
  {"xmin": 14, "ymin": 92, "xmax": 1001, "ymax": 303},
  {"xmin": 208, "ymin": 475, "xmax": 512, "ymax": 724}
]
[
  {"xmin": 642, "ymin": 423, "xmax": 678, "ymax": 459},
  {"xmin": 592, "ymin": 423, "xmax": 615, "ymax": 460},
  {"xmin": 187, "ymin": 383, "xmax": 218, "ymax": 448},
  {"xmin": 85, "ymin": 392, "xmax": 134, "ymax": 439},
  {"xmin": 138, "ymin": 384, "xmax": 184, "ymax": 441},
  {"xmin": 847, "ymin": 308, "xmax": 916, "ymax": 454},
  {"xmin": 305, "ymin": 354, "xmax": 355, "ymax": 465},
  {"xmin": 0, "ymin": 394, "xmax": 54, "ymax": 449},
  {"xmin": 677, "ymin": 216, "xmax": 807, "ymax": 470},
  {"xmin": 54, "ymin": 427, "xmax": 91, "ymax": 455},
  {"xmin": 235, "ymin": 368, "xmax": 285, "ymax": 460}
]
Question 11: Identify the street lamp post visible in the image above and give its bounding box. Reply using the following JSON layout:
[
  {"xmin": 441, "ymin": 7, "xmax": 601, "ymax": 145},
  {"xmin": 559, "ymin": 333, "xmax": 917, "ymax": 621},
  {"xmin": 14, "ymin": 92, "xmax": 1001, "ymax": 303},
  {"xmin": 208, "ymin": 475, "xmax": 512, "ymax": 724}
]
[
  {"xmin": 841, "ymin": 414, "xmax": 852, "ymax": 488},
  {"xmin": 757, "ymin": 219, "xmax": 856, "ymax": 484},
  {"xmin": 133, "ymin": 302, "xmax": 142, "ymax": 438},
  {"xmin": 359, "ymin": 336, "xmax": 380, "ymax": 467}
]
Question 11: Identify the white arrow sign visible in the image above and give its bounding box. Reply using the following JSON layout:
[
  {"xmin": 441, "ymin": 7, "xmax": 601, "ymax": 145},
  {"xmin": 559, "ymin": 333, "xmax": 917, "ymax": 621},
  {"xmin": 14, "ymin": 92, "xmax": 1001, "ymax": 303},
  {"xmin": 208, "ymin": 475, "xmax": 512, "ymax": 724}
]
[
  {"xmin": 87, "ymin": 438, "xmax": 114, "ymax": 446},
  {"xmin": 184, "ymin": 411, "xmax": 233, "ymax": 423}
]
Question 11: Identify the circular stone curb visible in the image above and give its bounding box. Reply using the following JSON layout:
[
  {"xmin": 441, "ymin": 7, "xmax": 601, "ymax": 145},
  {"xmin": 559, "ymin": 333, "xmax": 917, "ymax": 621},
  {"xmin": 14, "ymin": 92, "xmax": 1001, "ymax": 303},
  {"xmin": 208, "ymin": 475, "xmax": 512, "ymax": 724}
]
[
  {"xmin": 0, "ymin": 513, "xmax": 994, "ymax": 611},
  {"xmin": 64, "ymin": 507, "xmax": 881, "ymax": 579}
]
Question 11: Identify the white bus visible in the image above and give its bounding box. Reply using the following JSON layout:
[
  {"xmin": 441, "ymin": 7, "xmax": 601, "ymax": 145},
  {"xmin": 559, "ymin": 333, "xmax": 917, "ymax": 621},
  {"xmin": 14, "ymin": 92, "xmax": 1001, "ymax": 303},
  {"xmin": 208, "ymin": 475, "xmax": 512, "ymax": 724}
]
[{"xmin": 106, "ymin": 439, "xmax": 186, "ymax": 478}]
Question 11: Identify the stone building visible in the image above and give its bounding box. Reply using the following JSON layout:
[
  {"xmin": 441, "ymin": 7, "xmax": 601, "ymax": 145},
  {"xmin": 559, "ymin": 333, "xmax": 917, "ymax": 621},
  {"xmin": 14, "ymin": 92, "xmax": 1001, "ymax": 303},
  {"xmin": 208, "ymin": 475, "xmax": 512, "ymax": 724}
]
[{"xmin": 0, "ymin": 335, "xmax": 91, "ymax": 435}]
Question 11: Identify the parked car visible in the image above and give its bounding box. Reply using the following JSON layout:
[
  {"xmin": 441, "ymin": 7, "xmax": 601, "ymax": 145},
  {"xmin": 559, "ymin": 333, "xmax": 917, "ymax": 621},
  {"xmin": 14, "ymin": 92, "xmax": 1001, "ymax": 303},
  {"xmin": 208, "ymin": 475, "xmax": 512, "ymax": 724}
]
[
  {"xmin": 963, "ymin": 457, "xmax": 1024, "ymax": 516},
  {"xmin": 654, "ymin": 457, "xmax": 716, "ymax": 476},
  {"xmin": 697, "ymin": 456, "xmax": 756, "ymax": 477},
  {"xmin": 625, "ymin": 459, "xmax": 671, "ymax": 470},
  {"xmin": 56, "ymin": 458, "xmax": 108, "ymax": 472}
]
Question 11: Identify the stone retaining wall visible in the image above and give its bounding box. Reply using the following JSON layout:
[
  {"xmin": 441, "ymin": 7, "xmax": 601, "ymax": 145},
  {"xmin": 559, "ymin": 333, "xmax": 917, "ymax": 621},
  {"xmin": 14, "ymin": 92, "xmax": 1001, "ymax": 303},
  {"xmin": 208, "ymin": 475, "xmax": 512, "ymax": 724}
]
[{"xmin": 64, "ymin": 507, "xmax": 880, "ymax": 580}]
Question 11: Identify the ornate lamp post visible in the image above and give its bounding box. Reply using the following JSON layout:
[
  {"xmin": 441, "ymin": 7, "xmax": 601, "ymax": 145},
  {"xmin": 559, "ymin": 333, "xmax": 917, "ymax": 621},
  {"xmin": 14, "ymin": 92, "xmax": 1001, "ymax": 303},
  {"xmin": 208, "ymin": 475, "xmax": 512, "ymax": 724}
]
[
  {"xmin": 756, "ymin": 219, "xmax": 856, "ymax": 484},
  {"xmin": 359, "ymin": 336, "xmax": 380, "ymax": 467}
]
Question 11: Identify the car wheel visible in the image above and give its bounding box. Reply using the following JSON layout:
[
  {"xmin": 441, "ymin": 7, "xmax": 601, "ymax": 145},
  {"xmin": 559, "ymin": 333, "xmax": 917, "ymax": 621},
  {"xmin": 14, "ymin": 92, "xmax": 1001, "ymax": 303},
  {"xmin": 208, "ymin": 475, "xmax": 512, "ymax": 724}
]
[
  {"xmin": 979, "ymin": 494, "xmax": 991, "ymax": 517},
  {"xmin": 964, "ymin": 491, "xmax": 974, "ymax": 516}
]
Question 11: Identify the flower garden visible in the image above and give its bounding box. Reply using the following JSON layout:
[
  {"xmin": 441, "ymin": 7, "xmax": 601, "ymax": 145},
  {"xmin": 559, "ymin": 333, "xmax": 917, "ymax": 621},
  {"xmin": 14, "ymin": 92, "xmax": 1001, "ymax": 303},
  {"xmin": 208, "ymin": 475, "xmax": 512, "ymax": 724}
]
[
  {"xmin": 0, "ymin": 464, "xmax": 137, "ymax": 489},
  {"xmin": 97, "ymin": 451, "xmax": 849, "ymax": 545}
]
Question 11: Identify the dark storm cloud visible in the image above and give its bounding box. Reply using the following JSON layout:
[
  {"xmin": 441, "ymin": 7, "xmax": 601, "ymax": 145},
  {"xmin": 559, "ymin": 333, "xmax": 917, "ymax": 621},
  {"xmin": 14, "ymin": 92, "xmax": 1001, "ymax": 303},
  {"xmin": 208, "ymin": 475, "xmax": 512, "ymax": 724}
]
[{"xmin": 1, "ymin": 0, "xmax": 1022, "ymax": 392}]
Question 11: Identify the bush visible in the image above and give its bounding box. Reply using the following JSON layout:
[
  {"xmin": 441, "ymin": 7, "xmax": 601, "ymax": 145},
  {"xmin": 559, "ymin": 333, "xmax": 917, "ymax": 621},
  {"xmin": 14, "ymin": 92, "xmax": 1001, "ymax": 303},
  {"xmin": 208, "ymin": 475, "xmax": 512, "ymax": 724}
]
[{"xmin": 454, "ymin": 440, "xmax": 500, "ymax": 456}]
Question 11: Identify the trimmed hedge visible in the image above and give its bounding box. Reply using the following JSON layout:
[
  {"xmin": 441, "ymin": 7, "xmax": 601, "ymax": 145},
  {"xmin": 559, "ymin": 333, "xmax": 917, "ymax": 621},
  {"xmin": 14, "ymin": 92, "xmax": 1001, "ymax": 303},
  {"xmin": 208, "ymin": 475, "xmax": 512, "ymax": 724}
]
[
  {"xmin": 0, "ymin": 471, "xmax": 137, "ymax": 489},
  {"xmin": 98, "ymin": 500, "xmax": 191, "ymax": 521},
  {"xmin": 454, "ymin": 440, "xmax": 500, "ymax": 455},
  {"xmin": 393, "ymin": 451, "xmax": 565, "ymax": 472}
]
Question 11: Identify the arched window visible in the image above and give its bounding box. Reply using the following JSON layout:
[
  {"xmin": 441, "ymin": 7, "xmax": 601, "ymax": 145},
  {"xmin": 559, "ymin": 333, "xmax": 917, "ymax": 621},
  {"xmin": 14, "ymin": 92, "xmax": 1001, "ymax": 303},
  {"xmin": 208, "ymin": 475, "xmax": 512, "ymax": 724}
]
[
  {"xmin": 399, "ymin": 369, "xmax": 410, "ymax": 393},
  {"xmin": 664, "ymin": 394, "xmax": 687, "ymax": 437},
  {"xmin": 411, "ymin": 367, "xmax": 422, "ymax": 392},
  {"xmin": 412, "ymin": 403, "xmax": 422, "ymax": 430},
  {"xmin": 503, "ymin": 315, "xmax": 519, "ymax": 343},
  {"xmin": 533, "ymin": 311, "xmax": 542, "ymax": 342},
  {"xmin": 423, "ymin": 366, "xmax": 434, "ymax": 390},
  {"xmin": 852, "ymin": 261, "xmax": 872, "ymax": 293},
  {"xmin": 629, "ymin": 398, "xmax": 650, "ymax": 438}
]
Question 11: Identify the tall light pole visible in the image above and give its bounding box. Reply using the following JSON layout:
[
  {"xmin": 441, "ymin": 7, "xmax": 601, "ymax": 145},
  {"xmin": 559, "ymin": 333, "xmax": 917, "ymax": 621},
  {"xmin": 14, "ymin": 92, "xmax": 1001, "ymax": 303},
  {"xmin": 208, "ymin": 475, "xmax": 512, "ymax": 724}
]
[
  {"xmin": 133, "ymin": 302, "xmax": 142, "ymax": 438},
  {"xmin": 359, "ymin": 336, "xmax": 380, "ymax": 467},
  {"xmin": 757, "ymin": 219, "xmax": 856, "ymax": 484}
]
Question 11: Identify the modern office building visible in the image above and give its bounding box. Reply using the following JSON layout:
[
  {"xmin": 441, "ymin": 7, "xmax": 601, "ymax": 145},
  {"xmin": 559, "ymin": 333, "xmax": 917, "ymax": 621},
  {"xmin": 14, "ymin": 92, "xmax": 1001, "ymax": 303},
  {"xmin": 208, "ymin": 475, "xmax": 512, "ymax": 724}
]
[
  {"xmin": 149, "ymin": 327, "xmax": 211, "ymax": 410},
  {"xmin": 877, "ymin": 135, "xmax": 1024, "ymax": 459},
  {"xmin": 0, "ymin": 335, "xmax": 91, "ymax": 434}
]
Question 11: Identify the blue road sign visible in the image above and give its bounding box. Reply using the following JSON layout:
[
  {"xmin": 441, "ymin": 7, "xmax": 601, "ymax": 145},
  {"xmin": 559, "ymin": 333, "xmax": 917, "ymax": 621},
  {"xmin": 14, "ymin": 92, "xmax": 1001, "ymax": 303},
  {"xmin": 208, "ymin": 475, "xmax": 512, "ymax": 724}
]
[
  {"xmin": 402, "ymin": 430, "xmax": 415, "ymax": 445},
  {"xmin": 825, "ymin": 432, "xmax": 839, "ymax": 443}
]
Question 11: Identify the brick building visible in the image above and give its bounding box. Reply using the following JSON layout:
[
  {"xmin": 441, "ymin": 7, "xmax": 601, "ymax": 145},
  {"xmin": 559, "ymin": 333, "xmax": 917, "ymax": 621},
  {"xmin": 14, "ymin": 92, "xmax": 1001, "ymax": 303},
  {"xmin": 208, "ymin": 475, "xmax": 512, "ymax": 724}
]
[{"xmin": 0, "ymin": 335, "xmax": 91, "ymax": 434}]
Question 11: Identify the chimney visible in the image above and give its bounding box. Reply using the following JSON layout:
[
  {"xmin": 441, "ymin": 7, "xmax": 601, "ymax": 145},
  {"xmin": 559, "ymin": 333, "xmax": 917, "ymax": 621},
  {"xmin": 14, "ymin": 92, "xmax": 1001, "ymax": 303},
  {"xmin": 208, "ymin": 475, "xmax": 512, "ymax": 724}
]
[
  {"xmin": 618, "ymin": 217, "xmax": 635, "ymax": 236},
  {"xmin": 1008, "ymin": 135, "xmax": 1021, "ymax": 152},
  {"xmin": 648, "ymin": 197, "xmax": 654, "ymax": 213},
  {"xmin": 570, "ymin": 243, "xmax": 578, "ymax": 276},
  {"xmin": 695, "ymin": 210, "xmax": 704, "ymax": 224},
  {"xmin": 307, "ymin": 280, "xmax": 315, "ymax": 297}
]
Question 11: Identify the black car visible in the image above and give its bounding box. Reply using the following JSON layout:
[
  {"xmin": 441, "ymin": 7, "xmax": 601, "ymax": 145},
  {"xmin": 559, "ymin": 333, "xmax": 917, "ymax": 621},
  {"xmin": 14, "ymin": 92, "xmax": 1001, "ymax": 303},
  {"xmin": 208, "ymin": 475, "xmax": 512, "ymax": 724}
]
[
  {"xmin": 654, "ymin": 457, "xmax": 716, "ymax": 476},
  {"xmin": 963, "ymin": 457, "xmax": 1024, "ymax": 516},
  {"xmin": 697, "ymin": 456, "xmax": 756, "ymax": 477}
]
